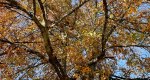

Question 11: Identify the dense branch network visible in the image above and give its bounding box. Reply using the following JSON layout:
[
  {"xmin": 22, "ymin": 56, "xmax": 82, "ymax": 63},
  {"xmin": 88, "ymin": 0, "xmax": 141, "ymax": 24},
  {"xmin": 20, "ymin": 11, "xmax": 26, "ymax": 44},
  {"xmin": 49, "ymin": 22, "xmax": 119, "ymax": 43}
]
[
  {"xmin": 0, "ymin": 0, "xmax": 149, "ymax": 79},
  {"xmin": 0, "ymin": 38, "xmax": 46, "ymax": 60},
  {"xmin": 0, "ymin": 0, "xmax": 91, "ymax": 79}
]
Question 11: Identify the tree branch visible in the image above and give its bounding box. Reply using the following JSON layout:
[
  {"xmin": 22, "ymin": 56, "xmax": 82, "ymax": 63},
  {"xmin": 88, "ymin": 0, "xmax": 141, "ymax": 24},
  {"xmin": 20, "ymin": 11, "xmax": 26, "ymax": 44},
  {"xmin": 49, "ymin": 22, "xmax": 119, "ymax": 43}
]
[
  {"xmin": 0, "ymin": 1, "xmax": 67, "ymax": 79},
  {"xmin": 109, "ymin": 74, "xmax": 149, "ymax": 80},
  {"xmin": 0, "ymin": 52, "xmax": 7, "ymax": 56},
  {"xmin": 98, "ymin": 0, "xmax": 109, "ymax": 60},
  {"xmin": 109, "ymin": 18, "xmax": 150, "ymax": 35},
  {"xmin": 15, "ymin": 61, "xmax": 48, "ymax": 75},
  {"xmin": 14, "ymin": 41, "xmax": 43, "ymax": 43},
  {"xmin": 10, "ymin": 9, "xmax": 31, "ymax": 19},
  {"xmin": 0, "ymin": 1, "xmax": 66, "ymax": 79},
  {"xmin": 38, "ymin": 0, "xmax": 47, "ymax": 26},
  {"xmin": 108, "ymin": 45, "xmax": 150, "ymax": 49},
  {"xmin": 3, "ymin": 0, "xmax": 33, "ymax": 18},
  {"xmin": 33, "ymin": 0, "xmax": 36, "ymax": 16},
  {"xmin": 0, "ymin": 38, "xmax": 46, "ymax": 60},
  {"xmin": 0, "ymin": 0, "xmax": 43, "ymax": 28},
  {"xmin": 0, "ymin": 1, "xmax": 91, "ymax": 79},
  {"xmin": 50, "ymin": 0, "xmax": 91, "ymax": 27},
  {"xmin": 105, "ymin": 25, "xmax": 116, "ymax": 42}
]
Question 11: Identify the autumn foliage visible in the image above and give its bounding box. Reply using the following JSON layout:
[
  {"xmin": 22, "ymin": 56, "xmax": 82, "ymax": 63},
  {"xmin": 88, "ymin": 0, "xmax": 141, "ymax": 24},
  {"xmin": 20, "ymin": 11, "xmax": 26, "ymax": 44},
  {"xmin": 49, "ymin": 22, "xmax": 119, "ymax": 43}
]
[{"xmin": 0, "ymin": 0, "xmax": 150, "ymax": 80}]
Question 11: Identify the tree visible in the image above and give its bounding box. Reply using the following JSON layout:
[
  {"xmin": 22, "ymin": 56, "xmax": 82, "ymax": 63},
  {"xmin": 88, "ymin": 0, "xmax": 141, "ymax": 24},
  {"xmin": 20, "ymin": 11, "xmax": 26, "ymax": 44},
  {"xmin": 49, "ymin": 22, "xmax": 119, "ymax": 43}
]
[{"xmin": 0, "ymin": 0, "xmax": 149, "ymax": 80}]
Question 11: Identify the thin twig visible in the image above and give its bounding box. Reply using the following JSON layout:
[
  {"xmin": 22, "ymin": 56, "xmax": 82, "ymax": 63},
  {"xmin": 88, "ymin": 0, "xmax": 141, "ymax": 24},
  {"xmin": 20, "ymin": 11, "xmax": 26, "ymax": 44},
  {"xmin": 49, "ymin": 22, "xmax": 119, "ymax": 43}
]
[
  {"xmin": 0, "ymin": 38, "xmax": 46, "ymax": 60},
  {"xmin": 50, "ymin": 0, "xmax": 91, "ymax": 28},
  {"xmin": 14, "ymin": 41, "xmax": 43, "ymax": 43},
  {"xmin": 107, "ymin": 45, "xmax": 150, "ymax": 49},
  {"xmin": 15, "ymin": 61, "xmax": 48, "ymax": 75}
]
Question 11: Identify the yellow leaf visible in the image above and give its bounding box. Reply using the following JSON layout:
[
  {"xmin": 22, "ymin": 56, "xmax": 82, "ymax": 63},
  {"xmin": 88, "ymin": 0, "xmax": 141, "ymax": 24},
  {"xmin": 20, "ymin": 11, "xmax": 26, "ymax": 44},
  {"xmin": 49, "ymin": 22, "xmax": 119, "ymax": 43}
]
[
  {"xmin": 109, "ymin": 14, "xmax": 114, "ymax": 19},
  {"xmin": 82, "ymin": 67, "xmax": 91, "ymax": 73},
  {"xmin": 128, "ymin": 7, "xmax": 137, "ymax": 14}
]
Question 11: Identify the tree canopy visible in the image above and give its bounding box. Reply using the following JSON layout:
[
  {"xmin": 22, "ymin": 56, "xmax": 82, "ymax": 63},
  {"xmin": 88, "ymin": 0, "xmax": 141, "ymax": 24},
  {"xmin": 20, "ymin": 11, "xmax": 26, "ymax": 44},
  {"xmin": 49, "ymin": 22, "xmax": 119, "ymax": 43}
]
[{"xmin": 0, "ymin": 0, "xmax": 150, "ymax": 80}]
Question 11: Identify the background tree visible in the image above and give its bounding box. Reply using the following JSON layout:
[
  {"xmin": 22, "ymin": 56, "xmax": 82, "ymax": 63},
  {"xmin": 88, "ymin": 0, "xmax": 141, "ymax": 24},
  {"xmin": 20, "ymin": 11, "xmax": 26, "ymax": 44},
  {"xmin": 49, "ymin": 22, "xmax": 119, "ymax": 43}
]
[{"xmin": 0, "ymin": 0, "xmax": 149, "ymax": 80}]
